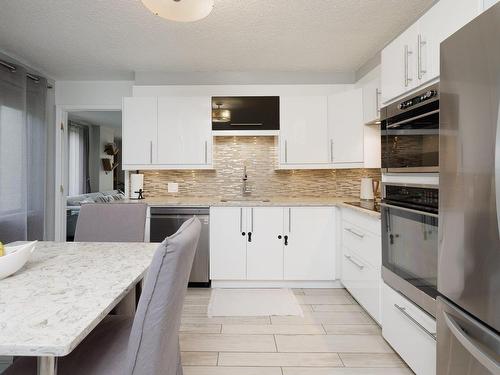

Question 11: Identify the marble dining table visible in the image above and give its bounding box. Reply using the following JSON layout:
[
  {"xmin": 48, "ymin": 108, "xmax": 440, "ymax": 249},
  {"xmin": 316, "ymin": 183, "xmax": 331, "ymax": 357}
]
[{"xmin": 0, "ymin": 241, "xmax": 158, "ymax": 375}]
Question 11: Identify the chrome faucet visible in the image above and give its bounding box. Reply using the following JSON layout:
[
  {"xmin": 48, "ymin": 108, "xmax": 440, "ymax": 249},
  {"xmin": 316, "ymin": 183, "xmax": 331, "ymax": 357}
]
[{"xmin": 242, "ymin": 164, "xmax": 251, "ymax": 195}]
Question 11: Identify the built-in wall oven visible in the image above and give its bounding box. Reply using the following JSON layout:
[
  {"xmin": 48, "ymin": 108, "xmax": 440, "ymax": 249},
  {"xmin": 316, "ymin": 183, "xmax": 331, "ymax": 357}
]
[
  {"xmin": 381, "ymin": 83, "xmax": 439, "ymax": 173},
  {"xmin": 381, "ymin": 183, "xmax": 439, "ymax": 317}
]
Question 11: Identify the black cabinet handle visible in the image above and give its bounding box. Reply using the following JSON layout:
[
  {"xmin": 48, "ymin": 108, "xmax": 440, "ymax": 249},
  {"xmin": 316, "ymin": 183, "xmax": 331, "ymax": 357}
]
[
  {"xmin": 284, "ymin": 235, "xmax": 288, "ymax": 246},
  {"xmin": 278, "ymin": 235, "xmax": 282, "ymax": 239},
  {"xmin": 248, "ymin": 232, "xmax": 252, "ymax": 242},
  {"xmin": 242, "ymin": 232, "xmax": 246, "ymax": 236}
]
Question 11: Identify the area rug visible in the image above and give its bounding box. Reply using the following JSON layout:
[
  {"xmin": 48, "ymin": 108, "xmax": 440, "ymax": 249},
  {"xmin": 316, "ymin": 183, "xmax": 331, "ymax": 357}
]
[{"xmin": 207, "ymin": 288, "xmax": 303, "ymax": 317}]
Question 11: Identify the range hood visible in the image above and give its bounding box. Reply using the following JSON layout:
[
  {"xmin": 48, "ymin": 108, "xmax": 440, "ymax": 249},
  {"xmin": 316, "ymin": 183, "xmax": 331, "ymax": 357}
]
[{"xmin": 212, "ymin": 96, "xmax": 279, "ymax": 136}]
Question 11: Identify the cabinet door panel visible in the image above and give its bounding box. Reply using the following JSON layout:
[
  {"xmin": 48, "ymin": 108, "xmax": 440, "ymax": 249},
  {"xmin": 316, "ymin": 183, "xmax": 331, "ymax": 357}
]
[
  {"xmin": 284, "ymin": 207, "xmax": 335, "ymax": 280},
  {"xmin": 122, "ymin": 97, "xmax": 157, "ymax": 165},
  {"xmin": 157, "ymin": 96, "xmax": 212, "ymax": 165},
  {"xmin": 210, "ymin": 207, "xmax": 247, "ymax": 280},
  {"xmin": 280, "ymin": 96, "xmax": 329, "ymax": 165},
  {"xmin": 328, "ymin": 89, "xmax": 364, "ymax": 163},
  {"xmin": 246, "ymin": 207, "xmax": 284, "ymax": 280}
]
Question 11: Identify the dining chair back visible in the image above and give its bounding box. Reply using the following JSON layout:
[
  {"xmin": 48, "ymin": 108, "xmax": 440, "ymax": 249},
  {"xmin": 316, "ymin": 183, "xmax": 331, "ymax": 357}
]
[
  {"xmin": 74, "ymin": 203, "xmax": 147, "ymax": 242},
  {"xmin": 126, "ymin": 216, "xmax": 201, "ymax": 375}
]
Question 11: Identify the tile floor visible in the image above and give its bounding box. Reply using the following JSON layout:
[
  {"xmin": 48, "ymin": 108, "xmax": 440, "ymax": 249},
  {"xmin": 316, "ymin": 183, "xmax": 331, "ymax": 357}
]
[{"xmin": 180, "ymin": 288, "xmax": 414, "ymax": 375}]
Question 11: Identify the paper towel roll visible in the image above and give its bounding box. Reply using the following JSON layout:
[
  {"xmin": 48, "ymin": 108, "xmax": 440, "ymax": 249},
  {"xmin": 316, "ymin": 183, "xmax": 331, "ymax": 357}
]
[
  {"xmin": 130, "ymin": 174, "xmax": 144, "ymax": 199},
  {"xmin": 360, "ymin": 177, "xmax": 374, "ymax": 200}
]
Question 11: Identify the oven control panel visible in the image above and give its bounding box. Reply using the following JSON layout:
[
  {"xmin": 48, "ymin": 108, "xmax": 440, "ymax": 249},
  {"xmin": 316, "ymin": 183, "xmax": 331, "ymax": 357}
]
[
  {"xmin": 384, "ymin": 184, "xmax": 439, "ymax": 210},
  {"xmin": 398, "ymin": 89, "xmax": 438, "ymax": 110}
]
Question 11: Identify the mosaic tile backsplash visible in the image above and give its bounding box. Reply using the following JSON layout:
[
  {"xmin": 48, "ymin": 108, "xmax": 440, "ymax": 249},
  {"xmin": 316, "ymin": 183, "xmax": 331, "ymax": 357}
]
[{"xmin": 141, "ymin": 137, "xmax": 381, "ymax": 199}]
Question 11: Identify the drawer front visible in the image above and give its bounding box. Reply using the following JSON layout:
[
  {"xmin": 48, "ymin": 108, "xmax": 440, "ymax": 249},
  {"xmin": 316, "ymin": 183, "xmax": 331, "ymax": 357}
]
[
  {"xmin": 341, "ymin": 248, "xmax": 381, "ymax": 324},
  {"xmin": 342, "ymin": 220, "xmax": 381, "ymax": 268},
  {"xmin": 382, "ymin": 282, "xmax": 436, "ymax": 375},
  {"xmin": 342, "ymin": 207, "xmax": 381, "ymax": 236}
]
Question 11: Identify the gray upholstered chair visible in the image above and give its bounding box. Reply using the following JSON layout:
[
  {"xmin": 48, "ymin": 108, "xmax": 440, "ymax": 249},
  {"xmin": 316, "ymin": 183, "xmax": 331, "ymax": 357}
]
[
  {"xmin": 5, "ymin": 216, "xmax": 201, "ymax": 375},
  {"xmin": 74, "ymin": 203, "xmax": 148, "ymax": 242}
]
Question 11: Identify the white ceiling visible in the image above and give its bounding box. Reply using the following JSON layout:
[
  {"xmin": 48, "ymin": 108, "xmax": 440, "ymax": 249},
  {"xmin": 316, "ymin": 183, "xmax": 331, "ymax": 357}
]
[
  {"xmin": 0, "ymin": 0, "xmax": 434, "ymax": 81},
  {"xmin": 68, "ymin": 111, "xmax": 122, "ymax": 130}
]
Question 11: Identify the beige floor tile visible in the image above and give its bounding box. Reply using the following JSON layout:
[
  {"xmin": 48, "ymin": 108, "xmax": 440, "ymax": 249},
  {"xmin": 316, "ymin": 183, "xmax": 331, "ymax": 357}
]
[
  {"xmin": 219, "ymin": 352, "xmax": 343, "ymax": 367},
  {"xmin": 295, "ymin": 295, "xmax": 355, "ymax": 305},
  {"xmin": 180, "ymin": 324, "xmax": 222, "ymax": 334},
  {"xmin": 275, "ymin": 334, "xmax": 394, "ymax": 353},
  {"xmin": 183, "ymin": 305, "xmax": 210, "ymax": 314},
  {"xmin": 282, "ymin": 368, "xmax": 414, "ymax": 375},
  {"xmin": 322, "ymin": 324, "xmax": 381, "ymax": 335},
  {"xmin": 301, "ymin": 305, "xmax": 314, "ymax": 312},
  {"xmin": 182, "ymin": 316, "xmax": 271, "ymax": 325},
  {"xmin": 302, "ymin": 289, "xmax": 350, "ymax": 296},
  {"xmin": 293, "ymin": 289, "xmax": 305, "ymax": 295},
  {"xmin": 180, "ymin": 334, "xmax": 277, "ymax": 352},
  {"xmin": 181, "ymin": 352, "xmax": 219, "ymax": 366},
  {"xmin": 272, "ymin": 311, "xmax": 372, "ymax": 325},
  {"xmin": 222, "ymin": 324, "xmax": 325, "ymax": 335},
  {"xmin": 183, "ymin": 366, "xmax": 282, "ymax": 375},
  {"xmin": 339, "ymin": 353, "xmax": 406, "ymax": 368},
  {"xmin": 312, "ymin": 305, "xmax": 363, "ymax": 312}
]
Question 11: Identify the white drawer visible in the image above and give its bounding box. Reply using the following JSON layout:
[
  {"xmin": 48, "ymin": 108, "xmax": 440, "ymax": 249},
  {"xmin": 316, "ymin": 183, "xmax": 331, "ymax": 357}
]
[
  {"xmin": 342, "ymin": 220, "xmax": 381, "ymax": 268},
  {"xmin": 341, "ymin": 247, "xmax": 381, "ymax": 324},
  {"xmin": 382, "ymin": 282, "xmax": 436, "ymax": 375},
  {"xmin": 342, "ymin": 207, "xmax": 381, "ymax": 236}
]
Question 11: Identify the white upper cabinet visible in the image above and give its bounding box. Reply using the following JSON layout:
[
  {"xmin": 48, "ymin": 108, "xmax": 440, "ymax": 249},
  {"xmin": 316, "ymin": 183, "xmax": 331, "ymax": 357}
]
[
  {"xmin": 361, "ymin": 71, "xmax": 382, "ymax": 125},
  {"xmin": 279, "ymin": 96, "xmax": 330, "ymax": 167},
  {"xmin": 157, "ymin": 96, "xmax": 212, "ymax": 166},
  {"xmin": 284, "ymin": 207, "xmax": 336, "ymax": 280},
  {"xmin": 328, "ymin": 88, "xmax": 364, "ymax": 164},
  {"xmin": 122, "ymin": 97, "xmax": 158, "ymax": 166},
  {"xmin": 382, "ymin": 0, "xmax": 480, "ymax": 104}
]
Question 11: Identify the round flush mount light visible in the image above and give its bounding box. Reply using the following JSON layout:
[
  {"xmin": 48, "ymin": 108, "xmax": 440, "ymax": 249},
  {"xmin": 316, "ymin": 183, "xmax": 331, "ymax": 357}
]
[{"xmin": 141, "ymin": 0, "xmax": 214, "ymax": 22}]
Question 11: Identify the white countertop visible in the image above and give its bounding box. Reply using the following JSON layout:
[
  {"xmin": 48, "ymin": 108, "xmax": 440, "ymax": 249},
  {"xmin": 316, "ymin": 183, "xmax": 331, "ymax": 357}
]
[{"xmin": 0, "ymin": 241, "xmax": 158, "ymax": 356}]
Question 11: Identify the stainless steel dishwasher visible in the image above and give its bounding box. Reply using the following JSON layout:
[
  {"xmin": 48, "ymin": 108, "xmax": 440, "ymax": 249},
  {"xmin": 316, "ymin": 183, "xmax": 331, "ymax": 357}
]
[{"xmin": 149, "ymin": 207, "xmax": 210, "ymax": 287}]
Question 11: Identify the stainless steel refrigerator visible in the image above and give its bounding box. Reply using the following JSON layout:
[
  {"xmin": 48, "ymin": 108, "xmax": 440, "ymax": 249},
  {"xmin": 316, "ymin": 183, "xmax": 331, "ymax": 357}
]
[{"xmin": 438, "ymin": 3, "xmax": 500, "ymax": 374}]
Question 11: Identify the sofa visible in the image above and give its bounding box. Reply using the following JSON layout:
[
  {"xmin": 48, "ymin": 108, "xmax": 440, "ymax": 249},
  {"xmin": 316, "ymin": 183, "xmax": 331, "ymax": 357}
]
[{"xmin": 66, "ymin": 190, "xmax": 126, "ymax": 241}]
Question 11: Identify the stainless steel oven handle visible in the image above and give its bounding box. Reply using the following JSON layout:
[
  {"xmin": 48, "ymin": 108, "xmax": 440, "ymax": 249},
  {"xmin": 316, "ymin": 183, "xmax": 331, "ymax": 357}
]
[
  {"xmin": 344, "ymin": 255, "xmax": 365, "ymax": 270},
  {"xmin": 394, "ymin": 304, "xmax": 436, "ymax": 340},
  {"xmin": 444, "ymin": 312, "xmax": 500, "ymax": 373},
  {"xmin": 386, "ymin": 109, "xmax": 440, "ymax": 129},
  {"xmin": 380, "ymin": 203, "xmax": 438, "ymax": 218}
]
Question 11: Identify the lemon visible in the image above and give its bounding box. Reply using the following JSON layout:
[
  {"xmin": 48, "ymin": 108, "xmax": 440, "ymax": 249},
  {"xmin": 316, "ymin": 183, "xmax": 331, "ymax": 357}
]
[{"xmin": 0, "ymin": 242, "xmax": 4, "ymax": 257}]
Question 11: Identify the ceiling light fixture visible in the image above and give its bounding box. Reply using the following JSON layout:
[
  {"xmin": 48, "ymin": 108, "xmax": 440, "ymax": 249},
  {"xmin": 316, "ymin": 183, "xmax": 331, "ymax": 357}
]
[
  {"xmin": 141, "ymin": 0, "xmax": 214, "ymax": 22},
  {"xmin": 212, "ymin": 104, "xmax": 231, "ymax": 123}
]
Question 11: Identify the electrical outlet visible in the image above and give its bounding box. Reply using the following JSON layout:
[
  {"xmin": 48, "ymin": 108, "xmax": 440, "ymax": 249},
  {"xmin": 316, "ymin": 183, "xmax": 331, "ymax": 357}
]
[{"xmin": 167, "ymin": 182, "xmax": 179, "ymax": 193}]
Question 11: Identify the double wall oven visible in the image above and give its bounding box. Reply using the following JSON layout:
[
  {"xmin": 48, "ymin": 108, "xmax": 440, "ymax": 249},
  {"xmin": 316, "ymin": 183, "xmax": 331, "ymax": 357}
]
[{"xmin": 381, "ymin": 83, "xmax": 439, "ymax": 173}]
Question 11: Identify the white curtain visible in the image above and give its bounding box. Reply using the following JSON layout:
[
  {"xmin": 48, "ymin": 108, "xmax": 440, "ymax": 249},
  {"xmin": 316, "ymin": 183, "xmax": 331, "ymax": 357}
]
[
  {"xmin": 68, "ymin": 123, "xmax": 90, "ymax": 196},
  {"xmin": 0, "ymin": 64, "xmax": 27, "ymax": 243},
  {"xmin": 0, "ymin": 61, "xmax": 48, "ymax": 244}
]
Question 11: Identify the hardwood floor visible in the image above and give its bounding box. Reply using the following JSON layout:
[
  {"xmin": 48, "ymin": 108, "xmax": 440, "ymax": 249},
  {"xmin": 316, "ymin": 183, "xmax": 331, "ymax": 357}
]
[{"xmin": 180, "ymin": 288, "xmax": 413, "ymax": 375}]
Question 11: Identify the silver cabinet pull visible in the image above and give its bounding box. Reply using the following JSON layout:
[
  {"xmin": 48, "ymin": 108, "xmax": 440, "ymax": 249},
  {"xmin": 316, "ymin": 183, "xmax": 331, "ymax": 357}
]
[
  {"xmin": 375, "ymin": 88, "xmax": 381, "ymax": 116},
  {"xmin": 344, "ymin": 227, "xmax": 365, "ymax": 238},
  {"xmin": 344, "ymin": 255, "xmax": 364, "ymax": 270},
  {"xmin": 417, "ymin": 34, "xmax": 427, "ymax": 80},
  {"xmin": 239, "ymin": 208, "xmax": 243, "ymax": 232},
  {"xmin": 330, "ymin": 139, "xmax": 334, "ymax": 162},
  {"xmin": 404, "ymin": 45, "xmax": 413, "ymax": 87},
  {"xmin": 204, "ymin": 140, "xmax": 208, "ymax": 164},
  {"xmin": 284, "ymin": 140, "xmax": 288, "ymax": 163},
  {"xmin": 394, "ymin": 303, "xmax": 436, "ymax": 341},
  {"xmin": 444, "ymin": 312, "xmax": 499, "ymax": 373},
  {"xmin": 150, "ymin": 141, "xmax": 153, "ymax": 164}
]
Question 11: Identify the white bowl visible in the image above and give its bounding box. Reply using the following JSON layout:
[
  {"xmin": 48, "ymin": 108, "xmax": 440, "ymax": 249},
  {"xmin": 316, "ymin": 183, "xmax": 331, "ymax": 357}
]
[{"xmin": 0, "ymin": 241, "xmax": 37, "ymax": 280}]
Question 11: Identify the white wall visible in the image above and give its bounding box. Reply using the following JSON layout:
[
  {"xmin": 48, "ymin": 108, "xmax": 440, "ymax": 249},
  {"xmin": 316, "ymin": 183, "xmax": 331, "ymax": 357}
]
[{"xmin": 55, "ymin": 81, "xmax": 133, "ymax": 106}]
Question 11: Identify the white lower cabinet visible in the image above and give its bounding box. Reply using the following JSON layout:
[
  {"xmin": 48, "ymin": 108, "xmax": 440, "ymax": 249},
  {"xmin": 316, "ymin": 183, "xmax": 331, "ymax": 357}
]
[
  {"xmin": 340, "ymin": 208, "xmax": 382, "ymax": 323},
  {"xmin": 382, "ymin": 282, "xmax": 437, "ymax": 375},
  {"xmin": 210, "ymin": 206, "xmax": 336, "ymax": 281}
]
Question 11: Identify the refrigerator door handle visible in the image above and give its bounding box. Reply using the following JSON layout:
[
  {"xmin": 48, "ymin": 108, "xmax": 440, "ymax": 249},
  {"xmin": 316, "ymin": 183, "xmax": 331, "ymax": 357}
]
[
  {"xmin": 444, "ymin": 312, "xmax": 500, "ymax": 374},
  {"xmin": 496, "ymin": 106, "xmax": 500, "ymax": 235}
]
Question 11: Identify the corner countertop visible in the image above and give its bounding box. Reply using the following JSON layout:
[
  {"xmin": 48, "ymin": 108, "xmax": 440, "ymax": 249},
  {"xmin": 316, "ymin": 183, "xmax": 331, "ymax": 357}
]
[{"xmin": 124, "ymin": 196, "xmax": 381, "ymax": 218}]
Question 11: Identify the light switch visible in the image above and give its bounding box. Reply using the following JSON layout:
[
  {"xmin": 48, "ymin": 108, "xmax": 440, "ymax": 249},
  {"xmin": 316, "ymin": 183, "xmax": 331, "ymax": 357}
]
[{"xmin": 168, "ymin": 182, "xmax": 179, "ymax": 193}]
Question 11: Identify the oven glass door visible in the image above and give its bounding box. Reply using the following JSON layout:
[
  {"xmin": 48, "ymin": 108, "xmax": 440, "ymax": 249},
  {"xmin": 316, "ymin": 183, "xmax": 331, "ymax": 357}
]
[
  {"xmin": 382, "ymin": 203, "xmax": 439, "ymax": 299},
  {"xmin": 382, "ymin": 109, "xmax": 439, "ymax": 172}
]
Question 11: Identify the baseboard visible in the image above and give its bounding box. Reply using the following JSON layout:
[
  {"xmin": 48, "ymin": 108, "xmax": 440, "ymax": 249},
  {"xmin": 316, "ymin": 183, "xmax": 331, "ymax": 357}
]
[{"xmin": 210, "ymin": 280, "xmax": 343, "ymax": 288}]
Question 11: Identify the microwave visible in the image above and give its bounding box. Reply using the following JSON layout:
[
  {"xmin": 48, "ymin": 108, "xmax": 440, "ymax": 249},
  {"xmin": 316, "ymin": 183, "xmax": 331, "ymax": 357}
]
[{"xmin": 381, "ymin": 83, "xmax": 439, "ymax": 173}]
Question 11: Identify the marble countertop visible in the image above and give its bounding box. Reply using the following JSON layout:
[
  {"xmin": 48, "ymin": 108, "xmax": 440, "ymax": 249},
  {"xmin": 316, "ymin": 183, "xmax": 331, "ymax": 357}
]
[
  {"xmin": 0, "ymin": 241, "xmax": 158, "ymax": 356},
  {"xmin": 125, "ymin": 196, "xmax": 381, "ymax": 217}
]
